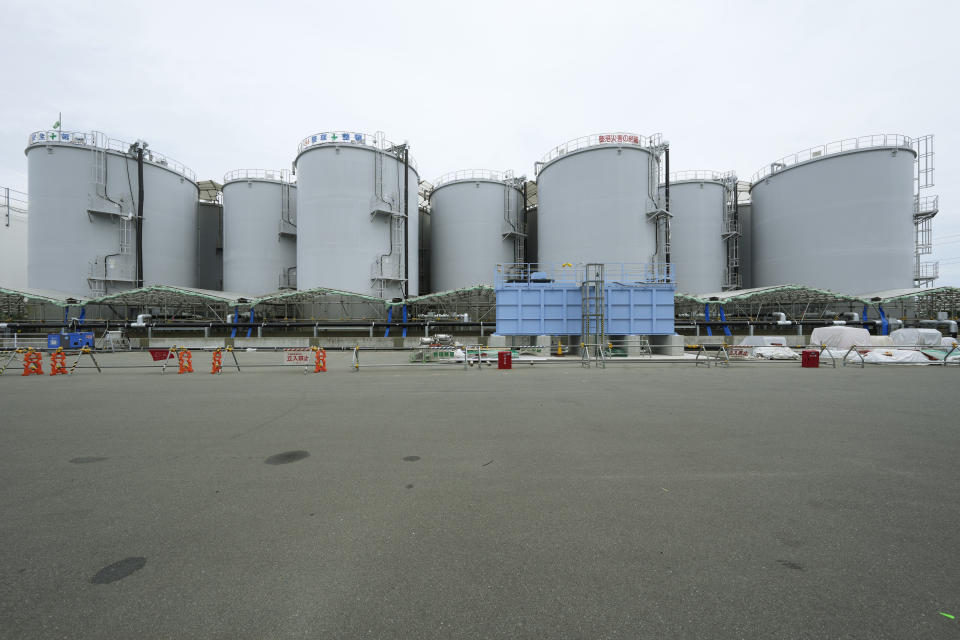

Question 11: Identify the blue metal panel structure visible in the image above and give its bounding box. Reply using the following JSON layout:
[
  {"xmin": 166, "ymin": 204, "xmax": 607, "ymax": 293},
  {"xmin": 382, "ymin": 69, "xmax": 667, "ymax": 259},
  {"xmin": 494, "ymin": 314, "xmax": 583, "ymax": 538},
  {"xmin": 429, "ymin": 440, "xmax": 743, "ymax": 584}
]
[{"xmin": 495, "ymin": 263, "xmax": 675, "ymax": 336}]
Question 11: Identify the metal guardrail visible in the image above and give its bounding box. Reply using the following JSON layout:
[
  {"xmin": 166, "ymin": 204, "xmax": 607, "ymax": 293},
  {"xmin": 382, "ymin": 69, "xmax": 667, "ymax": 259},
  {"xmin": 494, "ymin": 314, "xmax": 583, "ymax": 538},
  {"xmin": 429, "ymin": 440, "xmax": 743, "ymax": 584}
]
[
  {"xmin": 432, "ymin": 169, "xmax": 518, "ymax": 188},
  {"xmin": 495, "ymin": 262, "xmax": 674, "ymax": 286},
  {"xmin": 751, "ymin": 134, "xmax": 914, "ymax": 183},
  {"xmin": 669, "ymin": 170, "xmax": 735, "ymax": 183},
  {"xmin": 914, "ymin": 194, "xmax": 939, "ymax": 215},
  {"xmin": 915, "ymin": 262, "xmax": 939, "ymax": 280},
  {"xmin": 26, "ymin": 130, "xmax": 196, "ymax": 181},
  {"xmin": 224, "ymin": 169, "xmax": 295, "ymax": 184},
  {"xmin": 296, "ymin": 131, "xmax": 419, "ymax": 172},
  {"xmin": 538, "ymin": 132, "xmax": 663, "ymax": 167}
]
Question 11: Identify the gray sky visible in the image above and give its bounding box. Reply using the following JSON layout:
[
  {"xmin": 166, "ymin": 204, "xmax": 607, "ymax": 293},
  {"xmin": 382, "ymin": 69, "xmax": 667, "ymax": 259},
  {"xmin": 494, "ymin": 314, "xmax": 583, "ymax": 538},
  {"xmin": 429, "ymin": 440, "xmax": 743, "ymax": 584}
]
[{"xmin": 3, "ymin": 0, "xmax": 958, "ymax": 284}]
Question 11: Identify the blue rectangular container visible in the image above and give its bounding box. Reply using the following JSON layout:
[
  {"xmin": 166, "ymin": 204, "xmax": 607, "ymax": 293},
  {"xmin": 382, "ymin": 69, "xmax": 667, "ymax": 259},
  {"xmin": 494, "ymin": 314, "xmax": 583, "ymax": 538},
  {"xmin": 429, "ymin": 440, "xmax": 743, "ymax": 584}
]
[{"xmin": 495, "ymin": 283, "xmax": 675, "ymax": 336}]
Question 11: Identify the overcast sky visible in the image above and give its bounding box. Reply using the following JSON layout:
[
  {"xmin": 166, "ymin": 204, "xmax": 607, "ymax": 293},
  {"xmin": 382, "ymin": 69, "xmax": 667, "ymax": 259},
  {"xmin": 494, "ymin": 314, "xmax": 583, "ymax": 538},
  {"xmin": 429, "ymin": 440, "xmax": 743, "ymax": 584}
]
[{"xmin": 2, "ymin": 0, "xmax": 957, "ymax": 285}]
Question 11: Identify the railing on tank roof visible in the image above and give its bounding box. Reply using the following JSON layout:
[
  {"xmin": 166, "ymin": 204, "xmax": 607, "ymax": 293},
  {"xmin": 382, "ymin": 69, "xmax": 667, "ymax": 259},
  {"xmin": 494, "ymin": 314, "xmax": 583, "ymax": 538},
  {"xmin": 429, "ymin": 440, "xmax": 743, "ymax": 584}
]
[
  {"xmin": 751, "ymin": 134, "xmax": 914, "ymax": 183},
  {"xmin": 297, "ymin": 131, "xmax": 418, "ymax": 172},
  {"xmin": 26, "ymin": 130, "xmax": 196, "ymax": 182},
  {"xmin": 495, "ymin": 262, "xmax": 674, "ymax": 287},
  {"xmin": 537, "ymin": 132, "xmax": 663, "ymax": 168},
  {"xmin": 668, "ymin": 170, "xmax": 735, "ymax": 183},
  {"xmin": 433, "ymin": 169, "xmax": 518, "ymax": 188},
  {"xmin": 223, "ymin": 169, "xmax": 295, "ymax": 184}
]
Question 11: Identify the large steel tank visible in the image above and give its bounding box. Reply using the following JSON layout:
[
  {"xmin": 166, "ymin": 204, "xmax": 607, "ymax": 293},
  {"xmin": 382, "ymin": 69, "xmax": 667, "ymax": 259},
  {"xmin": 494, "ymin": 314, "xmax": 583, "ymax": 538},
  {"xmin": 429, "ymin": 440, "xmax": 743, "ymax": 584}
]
[
  {"xmin": 25, "ymin": 129, "xmax": 198, "ymax": 297},
  {"xmin": 536, "ymin": 133, "xmax": 665, "ymax": 267},
  {"xmin": 750, "ymin": 135, "xmax": 916, "ymax": 293},
  {"xmin": 295, "ymin": 131, "xmax": 419, "ymax": 298},
  {"xmin": 0, "ymin": 187, "xmax": 28, "ymax": 288},
  {"xmin": 659, "ymin": 171, "xmax": 729, "ymax": 294},
  {"xmin": 429, "ymin": 170, "xmax": 524, "ymax": 291},
  {"xmin": 222, "ymin": 170, "xmax": 297, "ymax": 294}
]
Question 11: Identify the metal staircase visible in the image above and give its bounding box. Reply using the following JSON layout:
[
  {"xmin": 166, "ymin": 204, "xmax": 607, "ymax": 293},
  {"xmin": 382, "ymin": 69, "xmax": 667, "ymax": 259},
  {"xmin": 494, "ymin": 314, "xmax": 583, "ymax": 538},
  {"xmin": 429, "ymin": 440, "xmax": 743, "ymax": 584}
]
[
  {"xmin": 646, "ymin": 143, "xmax": 671, "ymax": 263},
  {"xmin": 501, "ymin": 174, "xmax": 526, "ymax": 264},
  {"xmin": 279, "ymin": 180, "xmax": 296, "ymax": 236},
  {"xmin": 369, "ymin": 134, "xmax": 409, "ymax": 298},
  {"xmin": 580, "ymin": 263, "xmax": 606, "ymax": 369},
  {"xmin": 721, "ymin": 176, "xmax": 742, "ymax": 290},
  {"xmin": 913, "ymin": 135, "xmax": 938, "ymax": 287}
]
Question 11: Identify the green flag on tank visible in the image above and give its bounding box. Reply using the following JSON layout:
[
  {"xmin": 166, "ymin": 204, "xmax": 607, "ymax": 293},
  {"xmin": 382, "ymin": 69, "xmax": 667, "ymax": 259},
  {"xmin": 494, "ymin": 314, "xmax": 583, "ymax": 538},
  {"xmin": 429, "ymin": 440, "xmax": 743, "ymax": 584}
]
[{"xmin": 53, "ymin": 120, "xmax": 60, "ymax": 130}]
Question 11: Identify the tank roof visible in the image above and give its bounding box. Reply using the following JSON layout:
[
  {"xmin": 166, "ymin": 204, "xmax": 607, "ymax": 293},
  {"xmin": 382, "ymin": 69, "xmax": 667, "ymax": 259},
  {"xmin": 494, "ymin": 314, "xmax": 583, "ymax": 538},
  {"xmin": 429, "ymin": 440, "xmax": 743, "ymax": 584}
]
[
  {"xmin": 25, "ymin": 130, "xmax": 196, "ymax": 182},
  {"xmin": 537, "ymin": 132, "xmax": 664, "ymax": 174},
  {"xmin": 750, "ymin": 133, "xmax": 916, "ymax": 184},
  {"xmin": 432, "ymin": 169, "xmax": 524, "ymax": 189},
  {"xmin": 223, "ymin": 169, "xmax": 295, "ymax": 185},
  {"xmin": 296, "ymin": 130, "xmax": 418, "ymax": 172},
  {"xmin": 668, "ymin": 170, "xmax": 735, "ymax": 184}
]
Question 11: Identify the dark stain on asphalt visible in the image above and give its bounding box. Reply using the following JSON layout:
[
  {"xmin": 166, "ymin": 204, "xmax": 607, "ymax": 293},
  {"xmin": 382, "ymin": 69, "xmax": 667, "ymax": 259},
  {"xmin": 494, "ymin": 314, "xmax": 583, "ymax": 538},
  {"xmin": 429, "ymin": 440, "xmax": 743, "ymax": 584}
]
[
  {"xmin": 402, "ymin": 456, "xmax": 421, "ymax": 462},
  {"xmin": 406, "ymin": 484, "xmax": 414, "ymax": 489},
  {"xmin": 482, "ymin": 460, "xmax": 494, "ymax": 467},
  {"xmin": 70, "ymin": 457, "xmax": 108, "ymax": 464},
  {"xmin": 90, "ymin": 557, "xmax": 147, "ymax": 584},
  {"xmin": 777, "ymin": 560, "xmax": 804, "ymax": 571},
  {"xmin": 265, "ymin": 450, "xmax": 310, "ymax": 465}
]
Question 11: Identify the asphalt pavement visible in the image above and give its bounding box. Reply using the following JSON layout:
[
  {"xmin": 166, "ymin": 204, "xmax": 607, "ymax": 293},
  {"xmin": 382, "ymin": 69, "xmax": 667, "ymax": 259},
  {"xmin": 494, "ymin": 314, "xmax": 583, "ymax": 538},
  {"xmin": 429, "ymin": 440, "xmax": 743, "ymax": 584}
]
[{"xmin": 1, "ymin": 352, "xmax": 959, "ymax": 638}]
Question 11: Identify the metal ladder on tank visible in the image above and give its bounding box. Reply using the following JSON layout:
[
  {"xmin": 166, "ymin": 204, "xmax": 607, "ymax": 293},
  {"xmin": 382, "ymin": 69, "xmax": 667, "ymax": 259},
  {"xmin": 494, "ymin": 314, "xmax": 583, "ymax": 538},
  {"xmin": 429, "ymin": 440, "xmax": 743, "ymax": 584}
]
[
  {"xmin": 501, "ymin": 175, "xmax": 525, "ymax": 264},
  {"xmin": 371, "ymin": 214, "xmax": 406, "ymax": 299},
  {"xmin": 279, "ymin": 180, "xmax": 296, "ymax": 235},
  {"xmin": 721, "ymin": 176, "xmax": 741, "ymax": 290},
  {"xmin": 913, "ymin": 135, "xmax": 938, "ymax": 287},
  {"xmin": 580, "ymin": 263, "xmax": 606, "ymax": 369}
]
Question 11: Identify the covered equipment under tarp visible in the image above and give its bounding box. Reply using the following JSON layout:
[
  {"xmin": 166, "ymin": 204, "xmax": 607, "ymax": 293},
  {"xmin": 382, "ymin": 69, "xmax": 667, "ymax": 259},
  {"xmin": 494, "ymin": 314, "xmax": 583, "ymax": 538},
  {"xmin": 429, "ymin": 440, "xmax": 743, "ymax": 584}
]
[
  {"xmin": 809, "ymin": 326, "xmax": 871, "ymax": 350},
  {"xmin": 860, "ymin": 349, "xmax": 935, "ymax": 365},
  {"xmin": 890, "ymin": 328, "xmax": 942, "ymax": 347}
]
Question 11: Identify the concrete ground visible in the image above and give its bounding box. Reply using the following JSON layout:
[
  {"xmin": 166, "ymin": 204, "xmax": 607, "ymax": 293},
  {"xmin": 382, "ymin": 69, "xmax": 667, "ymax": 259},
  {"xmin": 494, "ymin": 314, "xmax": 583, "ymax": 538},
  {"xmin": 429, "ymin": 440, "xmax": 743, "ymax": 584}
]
[{"xmin": 1, "ymin": 351, "xmax": 959, "ymax": 639}]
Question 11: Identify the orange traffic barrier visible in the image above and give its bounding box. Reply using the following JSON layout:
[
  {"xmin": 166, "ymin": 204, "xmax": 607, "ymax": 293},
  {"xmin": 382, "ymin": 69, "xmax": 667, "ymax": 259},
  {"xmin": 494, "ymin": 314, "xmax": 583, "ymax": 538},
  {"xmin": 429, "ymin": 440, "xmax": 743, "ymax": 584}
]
[
  {"xmin": 177, "ymin": 348, "xmax": 194, "ymax": 374},
  {"xmin": 49, "ymin": 348, "xmax": 68, "ymax": 375},
  {"xmin": 22, "ymin": 349, "xmax": 43, "ymax": 376},
  {"xmin": 312, "ymin": 346, "xmax": 327, "ymax": 373},
  {"xmin": 211, "ymin": 348, "xmax": 223, "ymax": 375}
]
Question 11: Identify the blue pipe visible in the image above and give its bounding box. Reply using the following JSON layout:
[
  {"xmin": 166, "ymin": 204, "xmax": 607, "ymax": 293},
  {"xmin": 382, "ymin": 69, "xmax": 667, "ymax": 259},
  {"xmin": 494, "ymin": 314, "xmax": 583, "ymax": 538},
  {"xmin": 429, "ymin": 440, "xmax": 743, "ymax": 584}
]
[
  {"xmin": 718, "ymin": 306, "xmax": 731, "ymax": 337},
  {"xmin": 385, "ymin": 307, "xmax": 392, "ymax": 338},
  {"xmin": 230, "ymin": 305, "xmax": 238, "ymax": 339},
  {"xmin": 878, "ymin": 304, "xmax": 889, "ymax": 336},
  {"xmin": 402, "ymin": 305, "xmax": 408, "ymax": 338},
  {"xmin": 704, "ymin": 304, "xmax": 713, "ymax": 336},
  {"xmin": 246, "ymin": 309, "xmax": 254, "ymax": 338},
  {"xmin": 861, "ymin": 305, "xmax": 869, "ymax": 330}
]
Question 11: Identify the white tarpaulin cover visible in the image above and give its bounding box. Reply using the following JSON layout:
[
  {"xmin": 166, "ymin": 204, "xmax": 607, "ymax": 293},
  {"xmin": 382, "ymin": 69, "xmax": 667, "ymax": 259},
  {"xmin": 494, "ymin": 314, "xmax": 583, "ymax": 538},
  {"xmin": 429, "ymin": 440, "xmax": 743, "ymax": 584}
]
[
  {"xmin": 868, "ymin": 336, "xmax": 894, "ymax": 346},
  {"xmin": 809, "ymin": 326, "xmax": 871, "ymax": 350},
  {"xmin": 890, "ymin": 328, "xmax": 942, "ymax": 346},
  {"xmin": 737, "ymin": 336, "xmax": 788, "ymax": 347},
  {"xmin": 753, "ymin": 346, "xmax": 798, "ymax": 359},
  {"xmin": 861, "ymin": 349, "xmax": 933, "ymax": 365},
  {"xmin": 942, "ymin": 337, "xmax": 959, "ymax": 348}
]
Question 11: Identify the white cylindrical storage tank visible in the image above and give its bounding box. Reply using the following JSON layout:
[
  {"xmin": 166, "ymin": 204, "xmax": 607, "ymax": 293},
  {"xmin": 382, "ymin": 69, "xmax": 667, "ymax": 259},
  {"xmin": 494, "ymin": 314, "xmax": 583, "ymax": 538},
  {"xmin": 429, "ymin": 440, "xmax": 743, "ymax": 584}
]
[
  {"xmin": 536, "ymin": 133, "xmax": 664, "ymax": 267},
  {"xmin": 659, "ymin": 171, "xmax": 728, "ymax": 294},
  {"xmin": 25, "ymin": 129, "xmax": 198, "ymax": 297},
  {"xmin": 222, "ymin": 170, "xmax": 297, "ymax": 294},
  {"xmin": 750, "ymin": 135, "xmax": 916, "ymax": 293},
  {"xmin": 295, "ymin": 131, "xmax": 419, "ymax": 298},
  {"xmin": 429, "ymin": 170, "xmax": 524, "ymax": 292}
]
